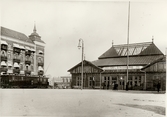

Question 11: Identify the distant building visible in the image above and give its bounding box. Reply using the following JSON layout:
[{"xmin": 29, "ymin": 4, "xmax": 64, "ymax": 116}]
[
  {"xmin": 68, "ymin": 41, "xmax": 166, "ymax": 91},
  {"xmin": 53, "ymin": 76, "xmax": 72, "ymax": 89},
  {"xmin": 0, "ymin": 26, "xmax": 48, "ymax": 88}
]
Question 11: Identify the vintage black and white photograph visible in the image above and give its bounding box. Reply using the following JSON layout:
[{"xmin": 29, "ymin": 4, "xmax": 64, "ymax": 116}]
[{"xmin": 0, "ymin": 0, "xmax": 166, "ymax": 117}]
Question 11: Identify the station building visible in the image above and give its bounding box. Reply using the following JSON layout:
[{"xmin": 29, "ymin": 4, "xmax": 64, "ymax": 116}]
[
  {"xmin": 0, "ymin": 26, "xmax": 48, "ymax": 88},
  {"xmin": 68, "ymin": 41, "xmax": 166, "ymax": 91}
]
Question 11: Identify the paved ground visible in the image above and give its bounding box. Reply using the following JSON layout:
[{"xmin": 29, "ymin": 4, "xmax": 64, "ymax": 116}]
[{"xmin": 0, "ymin": 89, "xmax": 165, "ymax": 117}]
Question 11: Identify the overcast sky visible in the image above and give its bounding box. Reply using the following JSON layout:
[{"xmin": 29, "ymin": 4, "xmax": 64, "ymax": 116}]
[{"xmin": 0, "ymin": 0, "xmax": 167, "ymax": 77}]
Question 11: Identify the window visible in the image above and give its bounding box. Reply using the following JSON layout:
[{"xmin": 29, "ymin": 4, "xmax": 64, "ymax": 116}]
[{"xmin": 77, "ymin": 77, "xmax": 81, "ymax": 86}]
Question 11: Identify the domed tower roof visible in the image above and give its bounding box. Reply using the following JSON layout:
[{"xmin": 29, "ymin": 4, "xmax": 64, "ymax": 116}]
[
  {"xmin": 29, "ymin": 24, "xmax": 45, "ymax": 43},
  {"xmin": 30, "ymin": 24, "xmax": 39, "ymax": 36}
]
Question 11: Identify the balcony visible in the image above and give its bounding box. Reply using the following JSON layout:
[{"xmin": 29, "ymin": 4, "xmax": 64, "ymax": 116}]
[
  {"xmin": 0, "ymin": 67, "xmax": 8, "ymax": 73},
  {"xmin": 38, "ymin": 62, "xmax": 44, "ymax": 66},
  {"xmin": 13, "ymin": 58, "xmax": 20, "ymax": 63},
  {"xmin": 1, "ymin": 56, "xmax": 7, "ymax": 61},
  {"xmin": 25, "ymin": 70, "xmax": 31, "ymax": 75},
  {"xmin": 25, "ymin": 60, "xmax": 31, "ymax": 65},
  {"xmin": 13, "ymin": 69, "xmax": 20, "ymax": 74},
  {"xmin": 38, "ymin": 71, "xmax": 44, "ymax": 76}
]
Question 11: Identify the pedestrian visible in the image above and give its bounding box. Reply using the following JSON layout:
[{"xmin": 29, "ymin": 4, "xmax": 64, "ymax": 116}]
[{"xmin": 157, "ymin": 82, "xmax": 161, "ymax": 92}]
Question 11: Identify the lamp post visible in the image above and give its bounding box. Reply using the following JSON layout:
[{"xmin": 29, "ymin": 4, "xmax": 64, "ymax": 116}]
[{"xmin": 78, "ymin": 38, "xmax": 84, "ymax": 90}]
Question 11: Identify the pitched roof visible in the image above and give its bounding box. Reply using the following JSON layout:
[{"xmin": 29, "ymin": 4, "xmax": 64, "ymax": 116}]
[
  {"xmin": 141, "ymin": 55, "xmax": 166, "ymax": 70},
  {"xmin": 92, "ymin": 55, "xmax": 164, "ymax": 67},
  {"xmin": 99, "ymin": 42, "xmax": 163, "ymax": 59},
  {"xmin": 1, "ymin": 26, "xmax": 34, "ymax": 44},
  {"xmin": 68, "ymin": 60, "xmax": 103, "ymax": 72}
]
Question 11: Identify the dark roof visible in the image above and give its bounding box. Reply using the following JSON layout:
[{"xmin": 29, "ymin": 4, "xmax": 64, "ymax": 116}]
[
  {"xmin": 1, "ymin": 26, "xmax": 34, "ymax": 44},
  {"xmin": 92, "ymin": 55, "xmax": 164, "ymax": 67},
  {"xmin": 141, "ymin": 55, "xmax": 166, "ymax": 70},
  {"xmin": 68, "ymin": 60, "xmax": 103, "ymax": 72},
  {"xmin": 99, "ymin": 42, "xmax": 163, "ymax": 59}
]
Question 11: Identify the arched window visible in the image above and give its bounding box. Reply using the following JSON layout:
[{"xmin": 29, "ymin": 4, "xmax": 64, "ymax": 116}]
[{"xmin": 1, "ymin": 50, "xmax": 6, "ymax": 57}]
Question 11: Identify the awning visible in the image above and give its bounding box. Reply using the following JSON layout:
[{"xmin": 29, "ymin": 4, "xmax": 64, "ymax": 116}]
[
  {"xmin": 19, "ymin": 45, "xmax": 25, "ymax": 50},
  {"xmin": 1, "ymin": 61, "xmax": 7, "ymax": 66},
  {"xmin": 25, "ymin": 46, "xmax": 31, "ymax": 51},
  {"xmin": 1, "ymin": 40, "xmax": 8, "ymax": 45},
  {"xmin": 30, "ymin": 48, "xmax": 36, "ymax": 52},
  {"xmin": 1, "ymin": 72, "xmax": 6, "ymax": 75},
  {"xmin": 38, "ymin": 66, "xmax": 44, "ymax": 71},
  {"xmin": 39, "ymin": 50, "xmax": 43, "ymax": 54},
  {"xmin": 13, "ymin": 62, "xmax": 20, "ymax": 68},
  {"xmin": 25, "ymin": 64, "xmax": 29, "ymax": 67},
  {"xmin": 13, "ymin": 43, "xmax": 20, "ymax": 48}
]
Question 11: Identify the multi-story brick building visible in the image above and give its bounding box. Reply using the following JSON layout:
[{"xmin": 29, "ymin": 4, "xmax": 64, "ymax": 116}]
[
  {"xmin": 68, "ymin": 41, "xmax": 166, "ymax": 91},
  {"xmin": 0, "ymin": 26, "xmax": 48, "ymax": 88}
]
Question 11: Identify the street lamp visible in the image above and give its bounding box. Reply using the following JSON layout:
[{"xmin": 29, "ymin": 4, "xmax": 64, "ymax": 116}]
[{"xmin": 78, "ymin": 38, "xmax": 84, "ymax": 90}]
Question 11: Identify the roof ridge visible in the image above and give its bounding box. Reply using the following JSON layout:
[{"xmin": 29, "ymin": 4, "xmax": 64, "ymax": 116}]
[{"xmin": 113, "ymin": 42, "xmax": 152, "ymax": 47}]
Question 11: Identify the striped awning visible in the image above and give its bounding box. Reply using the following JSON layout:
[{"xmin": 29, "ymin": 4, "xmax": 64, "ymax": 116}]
[
  {"xmin": 13, "ymin": 43, "xmax": 20, "ymax": 48},
  {"xmin": 13, "ymin": 62, "xmax": 20, "ymax": 68},
  {"xmin": 1, "ymin": 61, "xmax": 7, "ymax": 66},
  {"xmin": 38, "ymin": 66, "xmax": 44, "ymax": 71},
  {"xmin": 1, "ymin": 40, "xmax": 8, "ymax": 45}
]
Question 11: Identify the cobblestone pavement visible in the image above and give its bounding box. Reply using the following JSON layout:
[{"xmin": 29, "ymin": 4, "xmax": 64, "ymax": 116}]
[{"xmin": 0, "ymin": 89, "xmax": 165, "ymax": 117}]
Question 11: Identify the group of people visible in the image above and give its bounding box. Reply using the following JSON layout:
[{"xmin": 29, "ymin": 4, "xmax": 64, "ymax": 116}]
[
  {"xmin": 102, "ymin": 81, "xmax": 118, "ymax": 90},
  {"xmin": 102, "ymin": 81, "xmax": 161, "ymax": 92}
]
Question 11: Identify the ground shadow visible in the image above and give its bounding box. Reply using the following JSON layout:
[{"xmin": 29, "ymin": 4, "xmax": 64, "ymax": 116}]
[{"xmin": 116, "ymin": 103, "xmax": 165, "ymax": 115}]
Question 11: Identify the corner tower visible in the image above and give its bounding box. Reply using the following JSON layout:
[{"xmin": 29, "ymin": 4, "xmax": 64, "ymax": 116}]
[{"xmin": 29, "ymin": 24, "xmax": 45, "ymax": 76}]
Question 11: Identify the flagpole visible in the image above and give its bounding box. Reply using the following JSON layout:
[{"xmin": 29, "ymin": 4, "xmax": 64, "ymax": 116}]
[{"xmin": 126, "ymin": 1, "xmax": 130, "ymax": 91}]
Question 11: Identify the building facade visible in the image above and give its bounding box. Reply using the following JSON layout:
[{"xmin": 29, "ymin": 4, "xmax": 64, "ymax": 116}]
[
  {"xmin": 53, "ymin": 76, "xmax": 72, "ymax": 89},
  {"xmin": 0, "ymin": 26, "xmax": 48, "ymax": 88},
  {"xmin": 68, "ymin": 41, "xmax": 166, "ymax": 91}
]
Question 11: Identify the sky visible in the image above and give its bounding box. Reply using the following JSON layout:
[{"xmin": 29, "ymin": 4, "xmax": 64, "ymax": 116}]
[{"xmin": 0, "ymin": 0, "xmax": 167, "ymax": 77}]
